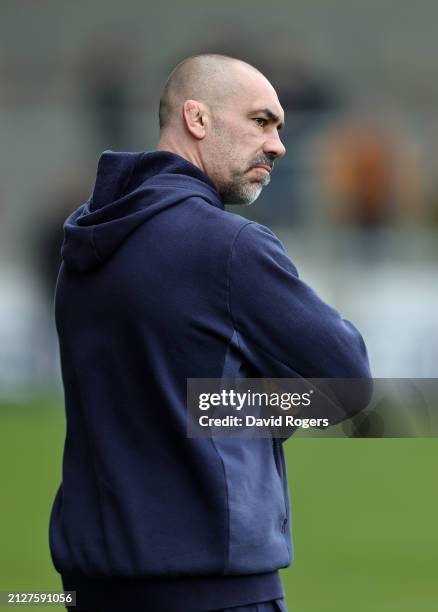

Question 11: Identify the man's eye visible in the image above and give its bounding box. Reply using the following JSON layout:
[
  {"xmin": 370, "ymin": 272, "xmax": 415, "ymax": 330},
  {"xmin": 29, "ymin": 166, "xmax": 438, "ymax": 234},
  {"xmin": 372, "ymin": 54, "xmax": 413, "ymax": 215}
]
[{"xmin": 254, "ymin": 118, "xmax": 267, "ymax": 127}]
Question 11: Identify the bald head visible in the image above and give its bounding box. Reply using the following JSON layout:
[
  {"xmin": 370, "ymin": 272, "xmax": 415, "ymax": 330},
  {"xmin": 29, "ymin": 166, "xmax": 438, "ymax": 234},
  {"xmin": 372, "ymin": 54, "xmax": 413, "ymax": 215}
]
[
  {"xmin": 157, "ymin": 53, "xmax": 285, "ymax": 206},
  {"xmin": 158, "ymin": 54, "xmax": 263, "ymax": 131}
]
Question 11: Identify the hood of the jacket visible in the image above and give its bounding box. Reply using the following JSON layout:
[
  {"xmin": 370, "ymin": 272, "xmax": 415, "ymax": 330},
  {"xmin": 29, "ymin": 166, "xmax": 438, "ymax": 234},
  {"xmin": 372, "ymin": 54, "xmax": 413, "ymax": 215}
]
[{"xmin": 61, "ymin": 150, "xmax": 222, "ymax": 272}]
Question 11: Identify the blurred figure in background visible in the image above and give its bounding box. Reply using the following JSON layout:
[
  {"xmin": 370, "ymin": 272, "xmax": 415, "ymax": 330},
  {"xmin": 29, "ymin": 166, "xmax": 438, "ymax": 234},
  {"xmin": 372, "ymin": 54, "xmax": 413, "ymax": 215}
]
[
  {"xmin": 78, "ymin": 33, "xmax": 139, "ymax": 152},
  {"xmin": 35, "ymin": 179, "xmax": 91, "ymax": 302},
  {"xmin": 28, "ymin": 171, "xmax": 92, "ymax": 389},
  {"xmin": 319, "ymin": 113, "xmax": 422, "ymax": 228}
]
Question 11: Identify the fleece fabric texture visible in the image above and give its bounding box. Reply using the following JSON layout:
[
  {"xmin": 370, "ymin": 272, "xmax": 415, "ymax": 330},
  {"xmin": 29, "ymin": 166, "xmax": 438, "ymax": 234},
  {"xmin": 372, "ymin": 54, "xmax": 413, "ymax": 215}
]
[{"xmin": 50, "ymin": 150, "xmax": 370, "ymax": 610}]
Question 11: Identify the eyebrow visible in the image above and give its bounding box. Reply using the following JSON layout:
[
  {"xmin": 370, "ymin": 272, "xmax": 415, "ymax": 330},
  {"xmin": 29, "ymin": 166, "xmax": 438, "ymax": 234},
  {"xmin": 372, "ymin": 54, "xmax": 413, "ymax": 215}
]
[{"xmin": 252, "ymin": 107, "xmax": 285, "ymax": 129}]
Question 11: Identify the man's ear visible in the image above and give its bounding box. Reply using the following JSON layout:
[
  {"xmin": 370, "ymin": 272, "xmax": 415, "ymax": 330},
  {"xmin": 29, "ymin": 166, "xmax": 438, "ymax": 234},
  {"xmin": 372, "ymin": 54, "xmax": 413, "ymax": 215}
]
[{"xmin": 182, "ymin": 100, "xmax": 208, "ymax": 140}]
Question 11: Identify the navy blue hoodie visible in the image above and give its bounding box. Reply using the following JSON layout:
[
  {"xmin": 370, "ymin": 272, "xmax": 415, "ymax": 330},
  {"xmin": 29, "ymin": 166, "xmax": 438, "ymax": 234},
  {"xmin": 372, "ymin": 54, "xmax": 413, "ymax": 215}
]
[{"xmin": 50, "ymin": 151, "xmax": 370, "ymax": 611}]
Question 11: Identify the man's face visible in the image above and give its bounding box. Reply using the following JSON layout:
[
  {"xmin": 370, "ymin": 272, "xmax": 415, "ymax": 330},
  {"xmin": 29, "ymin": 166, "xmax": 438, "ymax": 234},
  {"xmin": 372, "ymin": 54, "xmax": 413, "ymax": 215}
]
[{"xmin": 203, "ymin": 68, "xmax": 286, "ymax": 206}]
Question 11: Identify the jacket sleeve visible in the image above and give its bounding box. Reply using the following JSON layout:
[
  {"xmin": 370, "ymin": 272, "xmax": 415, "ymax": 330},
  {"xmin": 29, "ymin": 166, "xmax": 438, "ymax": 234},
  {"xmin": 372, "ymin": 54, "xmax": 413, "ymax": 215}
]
[{"xmin": 228, "ymin": 222, "xmax": 371, "ymax": 381}]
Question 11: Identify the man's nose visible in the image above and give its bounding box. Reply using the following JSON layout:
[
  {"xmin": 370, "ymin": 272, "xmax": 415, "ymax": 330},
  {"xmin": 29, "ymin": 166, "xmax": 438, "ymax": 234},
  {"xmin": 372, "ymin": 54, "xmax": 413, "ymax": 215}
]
[{"xmin": 263, "ymin": 132, "xmax": 286, "ymax": 159}]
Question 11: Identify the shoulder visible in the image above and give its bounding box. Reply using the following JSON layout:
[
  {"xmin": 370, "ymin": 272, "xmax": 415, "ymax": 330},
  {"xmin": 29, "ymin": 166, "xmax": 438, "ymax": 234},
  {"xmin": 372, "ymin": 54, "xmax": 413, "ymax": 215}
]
[
  {"xmin": 230, "ymin": 219, "xmax": 287, "ymax": 258},
  {"xmin": 183, "ymin": 198, "xmax": 257, "ymax": 243},
  {"xmin": 229, "ymin": 220, "xmax": 299, "ymax": 278}
]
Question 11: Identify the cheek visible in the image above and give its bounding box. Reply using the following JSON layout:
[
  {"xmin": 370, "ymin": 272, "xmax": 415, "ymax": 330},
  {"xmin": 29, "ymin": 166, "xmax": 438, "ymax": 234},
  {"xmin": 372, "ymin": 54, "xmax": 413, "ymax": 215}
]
[
  {"xmin": 210, "ymin": 126, "xmax": 256, "ymax": 175},
  {"xmin": 227, "ymin": 131, "xmax": 255, "ymax": 157}
]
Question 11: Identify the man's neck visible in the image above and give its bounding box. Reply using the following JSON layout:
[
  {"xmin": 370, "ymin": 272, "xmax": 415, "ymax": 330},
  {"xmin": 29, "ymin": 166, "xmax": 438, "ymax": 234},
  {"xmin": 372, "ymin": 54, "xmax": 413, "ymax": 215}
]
[{"xmin": 157, "ymin": 136, "xmax": 206, "ymax": 175}]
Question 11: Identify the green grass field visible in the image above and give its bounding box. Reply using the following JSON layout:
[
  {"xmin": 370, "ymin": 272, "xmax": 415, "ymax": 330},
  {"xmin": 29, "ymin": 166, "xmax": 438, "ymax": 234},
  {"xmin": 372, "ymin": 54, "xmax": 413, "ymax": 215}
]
[{"xmin": 1, "ymin": 397, "xmax": 437, "ymax": 611}]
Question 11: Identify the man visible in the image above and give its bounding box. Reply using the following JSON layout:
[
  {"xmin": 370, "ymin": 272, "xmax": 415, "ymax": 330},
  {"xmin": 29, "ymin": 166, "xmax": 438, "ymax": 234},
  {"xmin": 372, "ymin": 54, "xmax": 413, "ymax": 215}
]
[{"xmin": 50, "ymin": 54, "xmax": 370, "ymax": 612}]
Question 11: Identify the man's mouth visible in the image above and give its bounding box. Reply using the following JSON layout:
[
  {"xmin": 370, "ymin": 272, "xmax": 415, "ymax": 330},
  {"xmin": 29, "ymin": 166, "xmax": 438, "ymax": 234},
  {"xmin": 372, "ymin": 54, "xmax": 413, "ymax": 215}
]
[{"xmin": 251, "ymin": 164, "xmax": 271, "ymax": 174}]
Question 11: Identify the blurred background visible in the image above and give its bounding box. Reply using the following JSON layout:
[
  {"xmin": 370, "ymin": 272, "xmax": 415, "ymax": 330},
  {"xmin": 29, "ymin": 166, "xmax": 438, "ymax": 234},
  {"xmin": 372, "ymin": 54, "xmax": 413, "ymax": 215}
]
[{"xmin": 0, "ymin": 1, "xmax": 437, "ymax": 610}]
